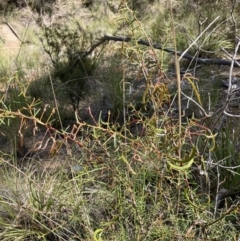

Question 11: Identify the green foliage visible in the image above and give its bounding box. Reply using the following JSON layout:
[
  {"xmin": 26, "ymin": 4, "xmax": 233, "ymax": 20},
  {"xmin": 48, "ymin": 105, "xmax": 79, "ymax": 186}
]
[
  {"xmin": 127, "ymin": 0, "xmax": 156, "ymax": 14},
  {"xmin": 39, "ymin": 21, "xmax": 98, "ymax": 113},
  {"xmin": 97, "ymin": 54, "xmax": 125, "ymax": 124},
  {"xmin": 213, "ymin": 120, "xmax": 240, "ymax": 190},
  {"xmin": 0, "ymin": 72, "xmax": 31, "ymax": 156},
  {"xmin": 1, "ymin": 1, "xmax": 240, "ymax": 240},
  {"xmin": 151, "ymin": 0, "xmax": 233, "ymax": 58}
]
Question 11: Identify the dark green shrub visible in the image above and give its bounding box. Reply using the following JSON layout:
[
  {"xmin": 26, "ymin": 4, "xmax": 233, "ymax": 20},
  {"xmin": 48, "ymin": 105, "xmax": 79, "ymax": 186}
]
[{"xmin": 39, "ymin": 22, "xmax": 98, "ymax": 113}]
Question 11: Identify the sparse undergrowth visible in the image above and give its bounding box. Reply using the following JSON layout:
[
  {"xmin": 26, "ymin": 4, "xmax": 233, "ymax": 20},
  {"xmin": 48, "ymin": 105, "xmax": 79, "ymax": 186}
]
[{"xmin": 1, "ymin": 1, "xmax": 240, "ymax": 240}]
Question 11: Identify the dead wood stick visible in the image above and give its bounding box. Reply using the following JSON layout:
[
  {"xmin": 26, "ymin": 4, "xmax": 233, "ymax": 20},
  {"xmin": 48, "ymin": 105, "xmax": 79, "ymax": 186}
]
[{"xmin": 86, "ymin": 35, "xmax": 240, "ymax": 68}]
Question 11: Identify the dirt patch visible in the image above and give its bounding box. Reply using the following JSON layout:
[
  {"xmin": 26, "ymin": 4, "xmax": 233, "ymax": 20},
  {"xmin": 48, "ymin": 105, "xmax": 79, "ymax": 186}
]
[{"xmin": 0, "ymin": 22, "xmax": 21, "ymax": 56}]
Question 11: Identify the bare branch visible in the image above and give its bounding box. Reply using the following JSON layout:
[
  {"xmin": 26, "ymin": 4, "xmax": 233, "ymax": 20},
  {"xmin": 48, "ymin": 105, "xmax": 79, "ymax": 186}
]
[{"xmin": 89, "ymin": 35, "xmax": 240, "ymax": 67}]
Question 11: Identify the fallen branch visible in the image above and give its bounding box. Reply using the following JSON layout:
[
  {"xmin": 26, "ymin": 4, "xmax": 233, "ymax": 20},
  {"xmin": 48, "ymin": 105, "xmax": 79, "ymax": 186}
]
[{"xmin": 86, "ymin": 35, "xmax": 240, "ymax": 68}]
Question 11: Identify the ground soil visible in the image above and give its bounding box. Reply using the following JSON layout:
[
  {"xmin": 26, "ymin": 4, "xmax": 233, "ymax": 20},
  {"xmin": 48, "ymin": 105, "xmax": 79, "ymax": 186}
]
[{"xmin": 0, "ymin": 22, "xmax": 21, "ymax": 56}]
